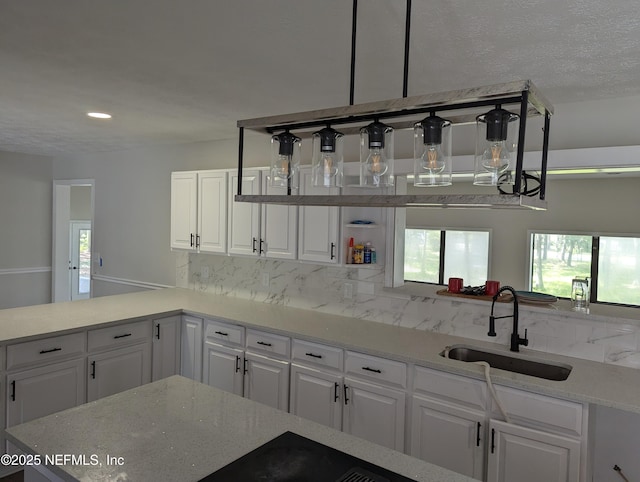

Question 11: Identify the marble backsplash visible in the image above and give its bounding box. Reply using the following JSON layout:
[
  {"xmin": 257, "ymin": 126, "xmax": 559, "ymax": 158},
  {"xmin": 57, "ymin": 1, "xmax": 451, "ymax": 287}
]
[{"xmin": 177, "ymin": 252, "xmax": 640, "ymax": 370}]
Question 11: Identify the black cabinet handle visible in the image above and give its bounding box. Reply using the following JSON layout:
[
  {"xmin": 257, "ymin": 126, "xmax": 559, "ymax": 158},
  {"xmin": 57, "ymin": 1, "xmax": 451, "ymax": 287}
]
[
  {"xmin": 235, "ymin": 356, "xmax": 241, "ymax": 373},
  {"xmin": 10, "ymin": 380, "xmax": 15, "ymax": 401},
  {"xmin": 256, "ymin": 341, "xmax": 272, "ymax": 347},
  {"xmin": 243, "ymin": 358, "xmax": 248, "ymax": 375},
  {"xmin": 305, "ymin": 352, "xmax": 323, "ymax": 359},
  {"xmin": 362, "ymin": 366, "xmax": 382, "ymax": 373},
  {"xmin": 113, "ymin": 333, "xmax": 132, "ymax": 339},
  {"xmin": 91, "ymin": 361, "xmax": 96, "ymax": 379},
  {"xmin": 39, "ymin": 347, "xmax": 62, "ymax": 354},
  {"xmin": 259, "ymin": 238, "xmax": 264, "ymax": 254},
  {"xmin": 343, "ymin": 385, "xmax": 349, "ymax": 405},
  {"xmin": 190, "ymin": 233, "xmax": 194, "ymax": 247},
  {"xmin": 252, "ymin": 237, "xmax": 257, "ymax": 253},
  {"xmin": 330, "ymin": 242, "xmax": 336, "ymax": 260},
  {"xmin": 196, "ymin": 234, "xmax": 200, "ymax": 248},
  {"xmin": 476, "ymin": 422, "xmax": 482, "ymax": 447},
  {"xmin": 156, "ymin": 323, "xmax": 161, "ymax": 339},
  {"xmin": 491, "ymin": 428, "xmax": 496, "ymax": 454},
  {"xmin": 214, "ymin": 331, "xmax": 228, "ymax": 337},
  {"xmin": 334, "ymin": 382, "xmax": 339, "ymax": 403}
]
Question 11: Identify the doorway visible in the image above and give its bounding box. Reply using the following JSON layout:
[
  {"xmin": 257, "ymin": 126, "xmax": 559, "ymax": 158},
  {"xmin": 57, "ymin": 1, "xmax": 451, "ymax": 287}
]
[{"xmin": 52, "ymin": 180, "xmax": 95, "ymax": 303}]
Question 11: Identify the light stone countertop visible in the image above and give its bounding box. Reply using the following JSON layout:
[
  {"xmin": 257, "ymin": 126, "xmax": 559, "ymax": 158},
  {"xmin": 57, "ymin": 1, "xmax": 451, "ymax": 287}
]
[
  {"xmin": 2, "ymin": 288, "xmax": 640, "ymax": 414},
  {"xmin": 5, "ymin": 376, "xmax": 478, "ymax": 482}
]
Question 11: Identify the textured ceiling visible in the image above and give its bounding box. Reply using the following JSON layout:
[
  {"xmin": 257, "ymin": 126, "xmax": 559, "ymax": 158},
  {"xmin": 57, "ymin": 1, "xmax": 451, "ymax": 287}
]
[{"xmin": 1, "ymin": 0, "xmax": 640, "ymax": 158}]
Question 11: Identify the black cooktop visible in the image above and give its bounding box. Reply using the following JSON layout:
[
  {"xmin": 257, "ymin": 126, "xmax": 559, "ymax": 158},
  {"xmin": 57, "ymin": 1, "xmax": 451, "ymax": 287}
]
[{"xmin": 199, "ymin": 431, "xmax": 415, "ymax": 482}]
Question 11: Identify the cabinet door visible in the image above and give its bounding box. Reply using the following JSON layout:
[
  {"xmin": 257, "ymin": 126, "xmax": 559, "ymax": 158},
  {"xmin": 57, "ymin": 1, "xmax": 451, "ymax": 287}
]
[
  {"xmin": 87, "ymin": 343, "xmax": 151, "ymax": 402},
  {"xmin": 180, "ymin": 315, "xmax": 203, "ymax": 382},
  {"xmin": 290, "ymin": 364, "xmax": 342, "ymax": 430},
  {"xmin": 152, "ymin": 315, "xmax": 181, "ymax": 382},
  {"xmin": 297, "ymin": 169, "xmax": 340, "ymax": 263},
  {"xmin": 487, "ymin": 419, "xmax": 581, "ymax": 482},
  {"xmin": 243, "ymin": 351, "xmax": 289, "ymax": 412},
  {"xmin": 170, "ymin": 171, "xmax": 198, "ymax": 250},
  {"xmin": 228, "ymin": 170, "xmax": 261, "ymax": 256},
  {"xmin": 7, "ymin": 359, "xmax": 85, "ymax": 428},
  {"xmin": 410, "ymin": 395, "xmax": 485, "ymax": 480},
  {"xmin": 261, "ymin": 175, "xmax": 298, "ymax": 260},
  {"xmin": 203, "ymin": 342, "xmax": 244, "ymax": 397},
  {"xmin": 198, "ymin": 171, "xmax": 227, "ymax": 253},
  {"xmin": 343, "ymin": 377, "xmax": 405, "ymax": 452}
]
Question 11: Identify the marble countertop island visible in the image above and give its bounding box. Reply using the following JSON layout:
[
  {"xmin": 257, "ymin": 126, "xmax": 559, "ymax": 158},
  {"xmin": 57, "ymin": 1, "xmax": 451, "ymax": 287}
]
[{"xmin": 5, "ymin": 376, "xmax": 478, "ymax": 482}]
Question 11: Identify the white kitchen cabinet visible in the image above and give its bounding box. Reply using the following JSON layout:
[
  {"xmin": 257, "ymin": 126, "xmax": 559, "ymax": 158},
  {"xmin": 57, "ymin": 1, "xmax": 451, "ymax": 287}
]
[
  {"xmin": 6, "ymin": 359, "xmax": 85, "ymax": 430},
  {"xmin": 411, "ymin": 394, "xmax": 485, "ymax": 480},
  {"xmin": 180, "ymin": 315, "xmax": 203, "ymax": 382},
  {"xmin": 243, "ymin": 351, "xmax": 290, "ymax": 411},
  {"xmin": 87, "ymin": 343, "xmax": 151, "ymax": 402},
  {"xmin": 290, "ymin": 363, "xmax": 342, "ymax": 430},
  {"xmin": 260, "ymin": 173, "xmax": 298, "ymax": 260},
  {"xmin": 228, "ymin": 170, "xmax": 261, "ymax": 256},
  {"xmin": 152, "ymin": 315, "xmax": 181, "ymax": 382},
  {"xmin": 170, "ymin": 170, "xmax": 228, "ymax": 253},
  {"xmin": 297, "ymin": 168, "xmax": 340, "ymax": 264},
  {"xmin": 203, "ymin": 341, "xmax": 243, "ymax": 396},
  {"xmin": 487, "ymin": 419, "xmax": 581, "ymax": 482}
]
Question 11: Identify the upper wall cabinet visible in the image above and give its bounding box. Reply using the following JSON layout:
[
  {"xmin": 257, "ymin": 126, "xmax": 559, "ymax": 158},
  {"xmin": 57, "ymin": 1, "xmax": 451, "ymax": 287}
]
[
  {"xmin": 171, "ymin": 171, "xmax": 228, "ymax": 253},
  {"xmin": 261, "ymin": 172, "xmax": 298, "ymax": 260}
]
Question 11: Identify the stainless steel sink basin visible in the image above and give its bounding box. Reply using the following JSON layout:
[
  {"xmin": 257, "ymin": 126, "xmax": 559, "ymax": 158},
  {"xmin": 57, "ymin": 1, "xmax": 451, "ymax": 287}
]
[{"xmin": 441, "ymin": 345, "xmax": 572, "ymax": 381}]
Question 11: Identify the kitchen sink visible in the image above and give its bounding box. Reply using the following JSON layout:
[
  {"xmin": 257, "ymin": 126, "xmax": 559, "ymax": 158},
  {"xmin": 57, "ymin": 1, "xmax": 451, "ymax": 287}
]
[{"xmin": 441, "ymin": 344, "xmax": 572, "ymax": 381}]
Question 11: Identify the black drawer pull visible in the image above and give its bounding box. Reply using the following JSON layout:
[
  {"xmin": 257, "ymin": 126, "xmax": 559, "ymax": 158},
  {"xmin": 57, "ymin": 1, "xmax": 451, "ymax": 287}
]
[
  {"xmin": 305, "ymin": 352, "xmax": 323, "ymax": 359},
  {"xmin": 476, "ymin": 422, "xmax": 482, "ymax": 447},
  {"xmin": 343, "ymin": 385, "xmax": 349, "ymax": 405},
  {"xmin": 256, "ymin": 341, "xmax": 272, "ymax": 347},
  {"xmin": 362, "ymin": 366, "xmax": 382, "ymax": 373},
  {"xmin": 190, "ymin": 233, "xmax": 194, "ymax": 247},
  {"xmin": 156, "ymin": 323, "xmax": 161, "ymax": 339},
  {"xmin": 491, "ymin": 428, "xmax": 496, "ymax": 454},
  {"xmin": 334, "ymin": 382, "xmax": 339, "ymax": 402},
  {"xmin": 39, "ymin": 347, "xmax": 62, "ymax": 354},
  {"xmin": 252, "ymin": 237, "xmax": 258, "ymax": 253},
  {"xmin": 215, "ymin": 331, "xmax": 229, "ymax": 336},
  {"xmin": 235, "ymin": 356, "xmax": 241, "ymax": 373},
  {"xmin": 91, "ymin": 361, "xmax": 96, "ymax": 379},
  {"xmin": 10, "ymin": 380, "xmax": 16, "ymax": 401},
  {"xmin": 113, "ymin": 333, "xmax": 132, "ymax": 339},
  {"xmin": 195, "ymin": 234, "xmax": 200, "ymax": 248},
  {"xmin": 243, "ymin": 358, "xmax": 248, "ymax": 375},
  {"xmin": 330, "ymin": 242, "xmax": 336, "ymax": 260}
]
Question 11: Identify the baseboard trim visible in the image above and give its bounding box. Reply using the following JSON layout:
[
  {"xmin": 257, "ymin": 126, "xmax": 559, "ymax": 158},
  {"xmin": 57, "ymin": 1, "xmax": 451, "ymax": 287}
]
[{"xmin": 92, "ymin": 275, "xmax": 173, "ymax": 290}]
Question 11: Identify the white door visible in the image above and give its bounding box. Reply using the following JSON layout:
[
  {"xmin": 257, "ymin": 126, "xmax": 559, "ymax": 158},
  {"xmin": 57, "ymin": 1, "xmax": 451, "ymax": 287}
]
[
  {"xmin": 487, "ymin": 419, "xmax": 581, "ymax": 482},
  {"xmin": 290, "ymin": 364, "xmax": 342, "ymax": 430},
  {"xmin": 261, "ymin": 174, "xmax": 298, "ymax": 259},
  {"xmin": 198, "ymin": 171, "xmax": 227, "ymax": 253},
  {"xmin": 170, "ymin": 171, "xmax": 198, "ymax": 250},
  {"xmin": 298, "ymin": 169, "xmax": 340, "ymax": 263},
  {"xmin": 343, "ymin": 377, "xmax": 405, "ymax": 452},
  {"xmin": 152, "ymin": 316, "xmax": 181, "ymax": 382},
  {"xmin": 411, "ymin": 395, "xmax": 485, "ymax": 480},
  {"xmin": 6, "ymin": 359, "xmax": 85, "ymax": 428},
  {"xmin": 87, "ymin": 343, "xmax": 151, "ymax": 402},
  {"xmin": 180, "ymin": 316, "xmax": 203, "ymax": 382},
  {"xmin": 228, "ymin": 170, "xmax": 261, "ymax": 256},
  {"xmin": 243, "ymin": 351, "xmax": 289, "ymax": 411},
  {"xmin": 70, "ymin": 221, "xmax": 91, "ymax": 301},
  {"xmin": 203, "ymin": 342, "xmax": 244, "ymax": 396}
]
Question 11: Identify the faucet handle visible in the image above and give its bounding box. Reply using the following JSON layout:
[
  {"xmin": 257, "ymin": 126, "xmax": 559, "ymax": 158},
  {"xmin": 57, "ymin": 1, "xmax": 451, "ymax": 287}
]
[{"xmin": 520, "ymin": 328, "xmax": 529, "ymax": 347}]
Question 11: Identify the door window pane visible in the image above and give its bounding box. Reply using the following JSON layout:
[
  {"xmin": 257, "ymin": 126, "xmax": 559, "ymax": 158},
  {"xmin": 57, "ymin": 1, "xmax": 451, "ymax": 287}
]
[
  {"xmin": 598, "ymin": 237, "xmax": 640, "ymax": 305},
  {"xmin": 443, "ymin": 231, "xmax": 489, "ymax": 287},
  {"xmin": 78, "ymin": 229, "xmax": 91, "ymax": 295},
  {"xmin": 405, "ymin": 229, "xmax": 441, "ymax": 283}
]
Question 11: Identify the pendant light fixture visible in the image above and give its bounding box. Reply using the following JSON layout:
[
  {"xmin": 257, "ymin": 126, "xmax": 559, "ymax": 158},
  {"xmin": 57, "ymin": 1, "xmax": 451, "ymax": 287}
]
[
  {"xmin": 413, "ymin": 113, "xmax": 452, "ymax": 186},
  {"xmin": 312, "ymin": 126, "xmax": 344, "ymax": 188},
  {"xmin": 360, "ymin": 120, "xmax": 394, "ymax": 187},
  {"xmin": 473, "ymin": 106, "xmax": 519, "ymax": 186},
  {"xmin": 270, "ymin": 130, "xmax": 301, "ymax": 192}
]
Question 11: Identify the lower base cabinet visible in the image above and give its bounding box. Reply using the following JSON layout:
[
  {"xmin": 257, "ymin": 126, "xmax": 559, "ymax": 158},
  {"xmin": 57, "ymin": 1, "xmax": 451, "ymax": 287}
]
[
  {"xmin": 243, "ymin": 351, "xmax": 289, "ymax": 412},
  {"xmin": 180, "ymin": 315, "xmax": 203, "ymax": 382},
  {"xmin": 152, "ymin": 315, "xmax": 181, "ymax": 382},
  {"xmin": 203, "ymin": 341, "xmax": 243, "ymax": 396},
  {"xmin": 487, "ymin": 419, "xmax": 581, "ymax": 482},
  {"xmin": 290, "ymin": 364, "xmax": 342, "ymax": 430}
]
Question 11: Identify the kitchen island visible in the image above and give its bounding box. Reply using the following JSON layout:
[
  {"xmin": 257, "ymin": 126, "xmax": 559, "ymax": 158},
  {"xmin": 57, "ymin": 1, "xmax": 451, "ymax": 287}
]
[{"xmin": 5, "ymin": 375, "xmax": 477, "ymax": 482}]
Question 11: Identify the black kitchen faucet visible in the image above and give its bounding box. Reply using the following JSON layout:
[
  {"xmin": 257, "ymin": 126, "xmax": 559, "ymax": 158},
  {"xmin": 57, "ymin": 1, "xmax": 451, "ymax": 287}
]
[{"xmin": 488, "ymin": 286, "xmax": 529, "ymax": 352}]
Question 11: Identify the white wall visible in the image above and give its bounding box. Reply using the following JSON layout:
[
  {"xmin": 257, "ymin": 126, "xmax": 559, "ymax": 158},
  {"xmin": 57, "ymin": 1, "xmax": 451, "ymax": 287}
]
[
  {"xmin": 0, "ymin": 151, "xmax": 53, "ymax": 308},
  {"xmin": 70, "ymin": 185, "xmax": 92, "ymax": 220}
]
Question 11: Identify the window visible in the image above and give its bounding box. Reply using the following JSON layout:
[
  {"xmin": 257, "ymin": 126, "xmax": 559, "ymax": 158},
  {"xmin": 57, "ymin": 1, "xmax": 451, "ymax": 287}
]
[
  {"xmin": 530, "ymin": 233, "xmax": 640, "ymax": 306},
  {"xmin": 405, "ymin": 229, "xmax": 490, "ymax": 286}
]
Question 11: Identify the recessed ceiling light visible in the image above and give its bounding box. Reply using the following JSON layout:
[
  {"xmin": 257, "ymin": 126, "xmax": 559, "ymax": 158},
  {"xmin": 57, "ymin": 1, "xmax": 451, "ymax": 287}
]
[{"xmin": 87, "ymin": 112, "xmax": 112, "ymax": 119}]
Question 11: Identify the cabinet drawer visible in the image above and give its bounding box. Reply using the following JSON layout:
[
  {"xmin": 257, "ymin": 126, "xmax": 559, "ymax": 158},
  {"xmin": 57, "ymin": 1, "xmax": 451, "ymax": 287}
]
[
  {"xmin": 345, "ymin": 351, "xmax": 407, "ymax": 389},
  {"xmin": 88, "ymin": 320, "xmax": 151, "ymax": 352},
  {"xmin": 246, "ymin": 329, "xmax": 290, "ymax": 358},
  {"xmin": 492, "ymin": 385, "xmax": 584, "ymax": 437},
  {"xmin": 204, "ymin": 319, "xmax": 244, "ymax": 347},
  {"xmin": 413, "ymin": 365, "xmax": 487, "ymax": 411},
  {"xmin": 7, "ymin": 332, "xmax": 86, "ymax": 370},
  {"xmin": 292, "ymin": 339, "xmax": 343, "ymax": 371}
]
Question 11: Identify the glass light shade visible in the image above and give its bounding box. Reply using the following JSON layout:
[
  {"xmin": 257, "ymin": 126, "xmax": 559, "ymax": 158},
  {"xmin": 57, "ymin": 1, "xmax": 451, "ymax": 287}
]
[
  {"xmin": 311, "ymin": 127, "xmax": 344, "ymax": 188},
  {"xmin": 270, "ymin": 131, "xmax": 301, "ymax": 192},
  {"xmin": 413, "ymin": 115, "xmax": 452, "ymax": 187},
  {"xmin": 474, "ymin": 108, "xmax": 519, "ymax": 186},
  {"xmin": 359, "ymin": 121, "xmax": 394, "ymax": 187}
]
